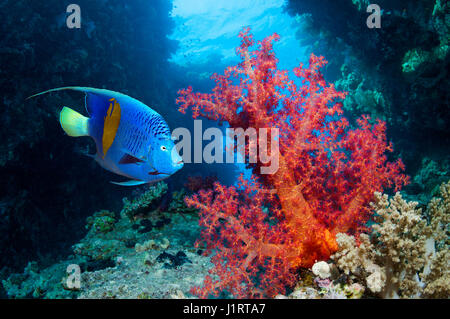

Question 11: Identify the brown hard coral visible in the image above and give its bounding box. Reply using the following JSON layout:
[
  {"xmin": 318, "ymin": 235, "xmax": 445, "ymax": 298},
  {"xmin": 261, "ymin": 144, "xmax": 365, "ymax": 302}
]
[{"xmin": 332, "ymin": 180, "xmax": 450, "ymax": 298}]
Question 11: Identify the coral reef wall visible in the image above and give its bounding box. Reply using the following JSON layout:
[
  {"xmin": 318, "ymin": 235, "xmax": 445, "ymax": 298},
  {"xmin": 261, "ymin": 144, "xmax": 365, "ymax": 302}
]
[
  {"xmin": 0, "ymin": 0, "xmax": 176, "ymax": 273},
  {"xmin": 285, "ymin": 0, "xmax": 449, "ymax": 183}
]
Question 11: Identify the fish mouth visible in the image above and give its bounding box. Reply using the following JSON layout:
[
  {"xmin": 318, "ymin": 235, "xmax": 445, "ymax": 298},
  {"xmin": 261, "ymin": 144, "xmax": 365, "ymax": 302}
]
[{"xmin": 175, "ymin": 160, "xmax": 184, "ymax": 169}]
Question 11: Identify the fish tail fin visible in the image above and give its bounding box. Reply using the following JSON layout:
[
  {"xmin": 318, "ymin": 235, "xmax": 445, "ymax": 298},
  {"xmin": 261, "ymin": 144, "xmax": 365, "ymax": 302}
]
[{"xmin": 59, "ymin": 106, "xmax": 89, "ymax": 137}]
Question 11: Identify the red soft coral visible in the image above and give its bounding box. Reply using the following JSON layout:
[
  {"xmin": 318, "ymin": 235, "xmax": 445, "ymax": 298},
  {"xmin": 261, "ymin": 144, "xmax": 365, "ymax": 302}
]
[
  {"xmin": 188, "ymin": 176, "xmax": 295, "ymax": 298},
  {"xmin": 177, "ymin": 28, "xmax": 409, "ymax": 298}
]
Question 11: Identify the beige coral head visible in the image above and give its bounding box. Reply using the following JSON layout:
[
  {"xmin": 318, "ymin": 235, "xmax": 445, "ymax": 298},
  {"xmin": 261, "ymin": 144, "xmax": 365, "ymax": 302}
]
[
  {"xmin": 312, "ymin": 261, "xmax": 331, "ymax": 279},
  {"xmin": 366, "ymin": 271, "xmax": 384, "ymax": 293}
]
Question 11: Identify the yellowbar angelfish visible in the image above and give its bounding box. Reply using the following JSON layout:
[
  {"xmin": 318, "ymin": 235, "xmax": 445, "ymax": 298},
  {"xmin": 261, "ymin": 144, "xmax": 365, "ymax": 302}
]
[{"xmin": 28, "ymin": 87, "xmax": 183, "ymax": 186}]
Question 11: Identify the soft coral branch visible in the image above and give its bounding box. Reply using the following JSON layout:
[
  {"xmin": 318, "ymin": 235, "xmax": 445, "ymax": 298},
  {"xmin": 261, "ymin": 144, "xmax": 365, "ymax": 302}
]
[
  {"xmin": 177, "ymin": 28, "xmax": 409, "ymax": 298},
  {"xmin": 187, "ymin": 176, "xmax": 296, "ymax": 298}
]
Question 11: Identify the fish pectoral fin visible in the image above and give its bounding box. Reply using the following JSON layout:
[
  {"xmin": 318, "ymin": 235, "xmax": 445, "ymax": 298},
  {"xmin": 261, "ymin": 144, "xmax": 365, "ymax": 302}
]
[
  {"xmin": 118, "ymin": 153, "xmax": 145, "ymax": 165},
  {"xmin": 110, "ymin": 180, "xmax": 147, "ymax": 186}
]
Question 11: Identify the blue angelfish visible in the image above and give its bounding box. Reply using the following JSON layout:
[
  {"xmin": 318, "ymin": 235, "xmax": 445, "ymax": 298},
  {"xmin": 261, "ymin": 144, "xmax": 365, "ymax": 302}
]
[{"xmin": 28, "ymin": 87, "xmax": 183, "ymax": 186}]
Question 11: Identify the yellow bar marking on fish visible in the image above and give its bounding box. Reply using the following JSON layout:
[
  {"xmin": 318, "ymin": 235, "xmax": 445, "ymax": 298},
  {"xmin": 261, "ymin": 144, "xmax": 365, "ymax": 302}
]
[{"xmin": 102, "ymin": 98, "xmax": 121, "ymax": 158}]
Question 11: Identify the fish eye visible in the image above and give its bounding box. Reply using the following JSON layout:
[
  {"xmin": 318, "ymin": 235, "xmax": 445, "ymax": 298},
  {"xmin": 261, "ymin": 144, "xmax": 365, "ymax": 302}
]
[{"xmin": 160, "ymin": 145, "xmax": 167, "ymax": 151}]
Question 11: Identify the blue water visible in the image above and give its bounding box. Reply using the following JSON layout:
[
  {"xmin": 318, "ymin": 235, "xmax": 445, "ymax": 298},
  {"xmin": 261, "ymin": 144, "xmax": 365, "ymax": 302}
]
[{"xmin": 170, "ymin": 0, "xmax": 308, "ymax": 71}]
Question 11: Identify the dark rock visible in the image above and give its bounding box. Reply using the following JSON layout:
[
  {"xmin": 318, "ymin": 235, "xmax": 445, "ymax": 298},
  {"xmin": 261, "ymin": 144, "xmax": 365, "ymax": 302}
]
[
  {"xmin": 156, "ymin": 250, "xmax": 192, "ymax": 269},
  {"xmin": 155, "ymin": 216, "xmax": 171, "ymax": 229},
  {"xmin": 138, "ymin": 219, "xmax": 153, "ymax": 233},
  {"xmin": 81, "ymin": 258, "xmax": 115, "ymax": 272}
]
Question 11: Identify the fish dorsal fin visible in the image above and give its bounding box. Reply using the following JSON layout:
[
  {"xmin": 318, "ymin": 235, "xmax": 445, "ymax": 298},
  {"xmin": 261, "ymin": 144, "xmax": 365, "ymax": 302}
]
[
  {"xmin": 27, "ymin": 87, "xmax": 135, "ymax": 102},
  {"xmin": 110, "ymin": 180, "xmax": 147, "ymax": 186},
  {"xmin": 119, "ymin": 153, "xmax": 145, "ymax": 165}
]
